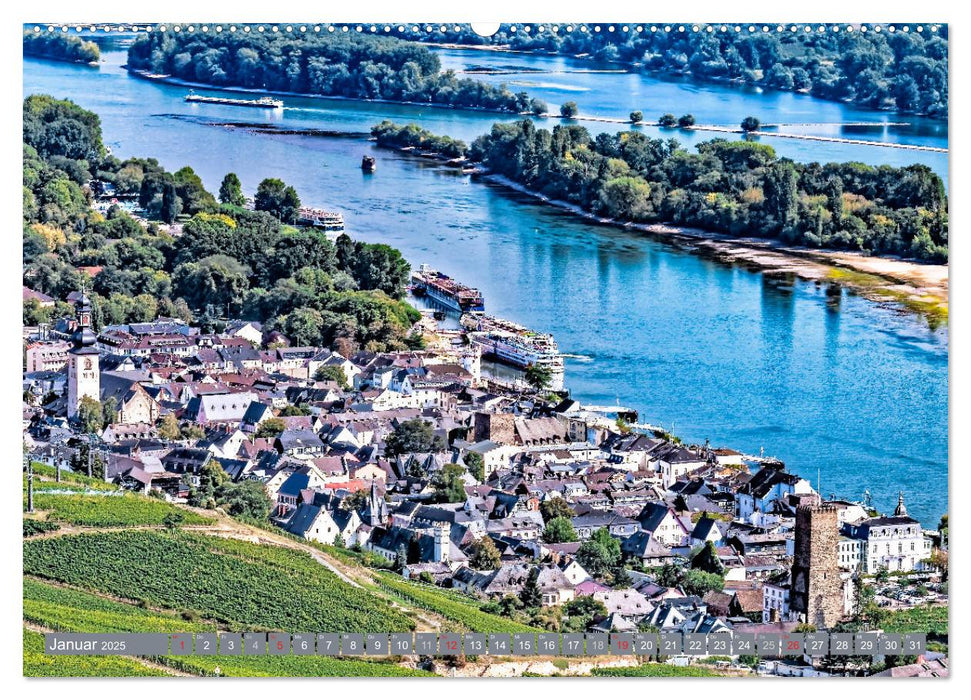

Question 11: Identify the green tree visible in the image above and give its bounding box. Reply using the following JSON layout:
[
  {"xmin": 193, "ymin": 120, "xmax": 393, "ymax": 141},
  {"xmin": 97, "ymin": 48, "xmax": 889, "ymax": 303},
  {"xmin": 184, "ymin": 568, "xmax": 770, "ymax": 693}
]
[
  {"xmin": 464, "ymin": 451, "xmax": 485, "ymax": 482},
  {"xmin": 162, "ymin": 511, "xmax": 185, "ymax": 530},
  {"xmin": 576, "ymin": 527, "xmax": 621, "ymax": 578},
  {"xmin": 678, "ymin": 114, "xmax": 696, "ymax": 127},
  {"xmin": 75, "ymin": 396, "xmax": 104, "ymax": 434},
  {"xmin": 431, "ymin": 463, "xmax": 467, "ymax": 503},
  {"xmin": 543, "ymin": 516, "xmax": 578, "ymax": 543},
  {"xmin": 255, "ymin": 417, "xmax": 286, "ymax": 439},
  {"xmin": 741, "ymin": 116, "xmax": 761, "ymax": 132},
  {"xmin": 530, "ymin": 98, "xmax": 548, "ymax": 115},
  {"xmin": 255, "ymin": 178, "xmax": 301, "ymax": 223},
  {"xmin": 468, "ymin": 536, "xmax": 502, "ymax": 570},
  {"xmin": 540, "ymin": 498, "xmax": 575, "ymax": 522},
  {"xmin": 524, "ymin": 363, "xmax": 553, "ymax": 391},
  {"xmin": 560, "ymin": 101, "xmax": 579, "ymax": 118},
  {"xmin": 315, "ymin": 364, "xmax": 349, "ymax": 389},
  {"xmin": 384, "ymin": 418, "xmax": 445, "ymax": 457},
  {"xmin": 681, "ymin": 569, "xmax": 724, "ymax": 597},
  {"xmin": 101, "ymin": 397, "xmax": 118, "ymax": 428},
  {"xmin": 690, "ymin": 541, "xmax": 725, "ymax": 575},
  {"xmin": 218, "ymin": 172, "xmax": 246, "ymax": 206},
  {"xmin": 520, "ymin": 567, "xmax": 542, "ymax": 608},
  {"xmin": 630, "ymin": 110, "xmax": 643, "ymax": 123},
  {"xmin": 215, "ymin": 479, "xmax": 272, "ymax": 520},
  {"xmin": 658, "ymin": 113, "xmax": 677, "ymax": 127}
]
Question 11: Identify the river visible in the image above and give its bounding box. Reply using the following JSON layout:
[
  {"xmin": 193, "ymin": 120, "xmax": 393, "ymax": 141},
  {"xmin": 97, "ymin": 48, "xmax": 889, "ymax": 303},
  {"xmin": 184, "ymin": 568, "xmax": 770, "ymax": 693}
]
[{"xmin": 23, "ymin": 40, "xmax": 948, "ymax": 525}]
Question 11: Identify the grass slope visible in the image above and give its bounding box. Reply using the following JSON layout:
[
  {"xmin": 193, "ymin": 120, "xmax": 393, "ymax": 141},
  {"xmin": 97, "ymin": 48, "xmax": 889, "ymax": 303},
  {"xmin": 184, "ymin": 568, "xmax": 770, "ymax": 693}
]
[{"xmin": 23, "ymin": 629, "xmax": 171, "ymax": 677}]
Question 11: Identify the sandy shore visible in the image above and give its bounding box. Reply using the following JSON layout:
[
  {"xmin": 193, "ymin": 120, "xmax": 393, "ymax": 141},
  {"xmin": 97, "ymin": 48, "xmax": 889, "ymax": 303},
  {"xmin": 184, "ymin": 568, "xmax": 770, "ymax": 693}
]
[{"xmin": 478, "ymin": 173, "xmax": 948, "ymax": 325}]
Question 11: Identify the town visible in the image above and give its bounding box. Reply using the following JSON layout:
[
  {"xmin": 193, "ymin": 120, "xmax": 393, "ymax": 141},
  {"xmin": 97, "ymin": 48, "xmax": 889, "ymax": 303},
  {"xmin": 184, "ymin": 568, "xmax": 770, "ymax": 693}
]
[{"xmin": 23, "ymin": 285, "xmax": 948, "ymax": 677}]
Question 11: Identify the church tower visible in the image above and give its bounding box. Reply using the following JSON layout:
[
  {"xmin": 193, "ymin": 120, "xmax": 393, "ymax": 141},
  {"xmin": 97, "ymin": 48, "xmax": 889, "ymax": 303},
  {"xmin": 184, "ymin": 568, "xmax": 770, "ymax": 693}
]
[{"xmin": 66, "ymin": 290, "xmax": 100, "ymax": 420}]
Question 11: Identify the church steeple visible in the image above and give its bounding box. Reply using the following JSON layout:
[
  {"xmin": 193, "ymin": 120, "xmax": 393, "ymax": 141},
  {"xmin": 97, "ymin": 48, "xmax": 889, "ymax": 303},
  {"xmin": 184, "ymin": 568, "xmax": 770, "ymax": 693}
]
[
  {"xmin": 894, "ymin": 491, "xmax": 908, "ymax": 517},
  {"xmin": 67, "ymin": 287, "xmax": 101, "ymax": 421}
]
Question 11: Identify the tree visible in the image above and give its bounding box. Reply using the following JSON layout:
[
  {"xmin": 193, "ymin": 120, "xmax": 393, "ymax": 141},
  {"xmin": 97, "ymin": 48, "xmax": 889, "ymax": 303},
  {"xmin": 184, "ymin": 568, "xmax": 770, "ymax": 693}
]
[
  {"xmin": 543, "ymin": 516, "xmax": 578, "ymax": 543},
  {"xmin": 160, "ymin": 182, "xmax": 180, "ymax": 223},
  {"xmin": 215, "ymin": 480, "xmax": 272, "ymax": 520},
  {"xmin": 315, "ymin": 364, "xmax": 349, "ymax": 389},
  {"xmin": 520, "ymin": 567, "xmax": 542, "ymax": 608},
  {"xmin": 658, "ymin": 113, "xmax": 677, "ymax": 127},
  {"xmin": 254, "ymin": 178, "xmax": 301, "ymax": 223},
  {"xmin": 629, "ymin": 110, "xmax": 643, "ymax": 123},
  {"xmin": 188, "ymin": 460, "xmax": 228, "ymax": 508},
  {"xmin": 101, "ymin": 397, "xmax": 118, "ymax": 428},
  {"xmin": 540, "ymin": 498, "xmax": 575, "ymax": 522},
  {"xmin": 464, "ymin": 451, "xmax": 485, "ymax": 482},
  {"xmin": 690, "ymin": 541, "xmax": 725, "ymax": 575},
  {"xmin": 158, "ymin": 413, "xmax": 181, "ymax": 441},
  {"xmin": 576, "ymin": 527, "xmax": 621, "ymax": 578},
  {"xmin": 76, "ymin": 396, "xmax": 104, "ymax": 434},
  {"xmin": 162, "ymin": 511, "xmax": 185, "ymax": 530},
  {"xmin": 255, "ymin": 417, "xmax": 286, "ymax": 439},
  {"xmin": 468, "ymin": 536, "xmax": 502, "ymax": 570},
  {"xmin": 560, "ymin": 101, "xmax": 579, "ymax": 118},
  {"xmin": 529, "ymin": 98, "xmax": 548, "ymax": 116},
  {"xmin": 681, "ymin": 568, "xmax": 724, "ymax": 597},
  {"xmin": 677, "ymin": 114, "xmax": 696, "ymax": 127},
  {"xmin": 384, "ymin": 418, "xmax": 445, "ymax": 457},
  {"xmin": 524, "ymin": 363, "xmax": 553, "ymax": 391},
  {"xmin": 218, "ymin": 172, "xmax": 246, "ymax": 206},
  {"xmin": 741, "ymin": 116, "xmax": 761, "ymax": 132},
  {"xmin": 431, "ymin": 463, "xmax": 467, "ymax": 503}
]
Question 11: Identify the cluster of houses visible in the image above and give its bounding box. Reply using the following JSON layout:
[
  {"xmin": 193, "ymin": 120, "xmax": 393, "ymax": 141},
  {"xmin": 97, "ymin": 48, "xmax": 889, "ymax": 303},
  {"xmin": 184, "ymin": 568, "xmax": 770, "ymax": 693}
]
[{"xmin": 23, "ymin": 306, "xmax": 941, "ymax": 642}]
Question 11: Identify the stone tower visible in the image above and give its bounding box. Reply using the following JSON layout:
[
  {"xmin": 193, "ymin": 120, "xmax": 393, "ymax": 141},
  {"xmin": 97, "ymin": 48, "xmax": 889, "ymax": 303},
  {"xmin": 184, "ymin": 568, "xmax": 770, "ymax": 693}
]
[
  {"xmin": 791, "ymin": 502, "xmax": 842, "ymax": 629},
  {"xmin": 66, "ymin": 291, "xmax": 100, "ymax": 421}
]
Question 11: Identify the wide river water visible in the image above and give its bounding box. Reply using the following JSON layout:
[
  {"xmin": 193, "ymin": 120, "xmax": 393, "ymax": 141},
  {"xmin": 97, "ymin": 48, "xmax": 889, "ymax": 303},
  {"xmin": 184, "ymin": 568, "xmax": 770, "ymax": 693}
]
[{"xmin": 24, "ymin": 40, "xmax": 948, "ymax": 525}]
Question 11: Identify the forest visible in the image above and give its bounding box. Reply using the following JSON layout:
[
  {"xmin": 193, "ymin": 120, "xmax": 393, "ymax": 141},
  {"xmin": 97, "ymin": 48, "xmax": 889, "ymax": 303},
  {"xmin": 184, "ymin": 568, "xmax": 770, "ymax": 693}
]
[
  {"xmin": 125, "ymin": 31, "xmax": 534, "ymax": 112},
  {"xmin": 22, "ymin": 95, "xmax": 420, "ymax": 353},
  {"xmin": 405, "ymin": 24, "xmax": 948, "ymax": 117},
  {"xmin": 23, "ymin": 31, "xmax": 100, "ymax": 64},
  {"xmin": 375, "ymin": 119, "xmax": 948, "ymax": 261}
]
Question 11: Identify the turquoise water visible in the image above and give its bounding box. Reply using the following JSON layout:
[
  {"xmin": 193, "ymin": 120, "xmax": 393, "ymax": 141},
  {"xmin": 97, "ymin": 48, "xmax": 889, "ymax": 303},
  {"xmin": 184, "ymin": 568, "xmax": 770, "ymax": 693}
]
[{"xmin": 23, "ymin": 45, "xmax": 948, "ymax": 525}]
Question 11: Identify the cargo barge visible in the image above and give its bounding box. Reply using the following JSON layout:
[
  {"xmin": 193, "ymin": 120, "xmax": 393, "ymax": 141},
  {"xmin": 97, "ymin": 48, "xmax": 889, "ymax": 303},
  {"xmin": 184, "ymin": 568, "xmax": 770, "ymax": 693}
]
[
  {"xmin": 462, "ymin": 312, "xmax": 564, "ymax": 372},
  {"xmin": 184, "ymin": 92, "xmax": 284, "ymax": 109},
  {"xmin": 411, "ymin": 264, "xmax": 485, "ymax": 314}
]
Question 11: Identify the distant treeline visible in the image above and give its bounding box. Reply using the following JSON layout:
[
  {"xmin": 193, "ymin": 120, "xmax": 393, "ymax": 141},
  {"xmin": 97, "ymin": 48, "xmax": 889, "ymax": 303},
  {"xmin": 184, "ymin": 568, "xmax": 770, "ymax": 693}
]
[
  {"xmin": 408, "ymin": 24, "xmax": 948, "ymax": 117},
  {"xmin": 377, "ymin": 119, "xmax": 948, "ymax": 261},
  {"xmin": 126, "ymin": 32, "xmax": 538, "ymax": 113},
  {"xmin": 23, "ymin": 95, "xmax": 421, "ymax": 353},
  {"xmin": 23, "ymin": 31, "xmax": 100, "ymax": 64}
]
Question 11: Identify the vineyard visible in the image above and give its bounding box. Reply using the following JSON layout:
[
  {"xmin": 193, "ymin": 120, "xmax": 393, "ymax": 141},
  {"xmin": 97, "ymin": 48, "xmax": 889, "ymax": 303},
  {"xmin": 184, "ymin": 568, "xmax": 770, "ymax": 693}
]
[
  {"xmin": 22, "ymin": 579, "xmax": 434, "ymax": 678},
  {"xmin": 372, "ymin": 571, "xmax": 541, "ymax": 634},
  {"xmin": 24, "ymin": 531, "xmax": 414, "ymax": 633},
  {"xmin": 879, "ymin": 604, "xmax": 949, "ymax": 648},
  {"xmin": 30, "ymin": 492, "xmax": 214, "ymax": 527},
  {"xmin": 23, "ymin": 578, "xmax": 214, "ymax": 634},
  {"xmin": 29, "ymin": 462, "xmax": 119, "ymax": 490},
  {"xmin": 23, "ymin": 629, "xmax": 170, "ymax": 677}
]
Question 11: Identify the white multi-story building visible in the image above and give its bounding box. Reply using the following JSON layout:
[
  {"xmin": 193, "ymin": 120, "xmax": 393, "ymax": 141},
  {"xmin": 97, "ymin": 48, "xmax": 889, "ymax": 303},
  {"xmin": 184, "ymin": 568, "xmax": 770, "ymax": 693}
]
[{"xmin": 839, "ymin": 494, "xmax": 932, "ymax": 574}]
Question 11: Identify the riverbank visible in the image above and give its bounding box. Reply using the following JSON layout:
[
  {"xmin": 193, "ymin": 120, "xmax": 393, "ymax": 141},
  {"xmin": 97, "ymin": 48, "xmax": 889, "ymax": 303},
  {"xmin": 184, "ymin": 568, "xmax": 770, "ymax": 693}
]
[
  {"xmin": 125, "ymin": 68, "xmax": 531, "ymax": 118},
  {"xmin": 424, "ymin": 40, "xmax": 947, "ymax": 122},
  {"xmin": 474, "ymin": 172, "xmax": 948, "ymax": 326}
]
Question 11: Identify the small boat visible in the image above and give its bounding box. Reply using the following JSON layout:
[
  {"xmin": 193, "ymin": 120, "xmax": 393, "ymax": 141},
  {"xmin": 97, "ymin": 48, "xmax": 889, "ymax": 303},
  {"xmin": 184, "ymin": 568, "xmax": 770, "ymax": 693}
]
[{"xmin": 361, "ymin": 155, "xmax": 377, "ymax": 173}]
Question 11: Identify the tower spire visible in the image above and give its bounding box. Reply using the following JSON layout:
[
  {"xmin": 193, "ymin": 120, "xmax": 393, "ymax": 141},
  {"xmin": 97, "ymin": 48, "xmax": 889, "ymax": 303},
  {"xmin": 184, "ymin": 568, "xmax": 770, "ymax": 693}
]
[{"xmin": 894, "ymin": 491, "xmax": 908, "ymax": 517}]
